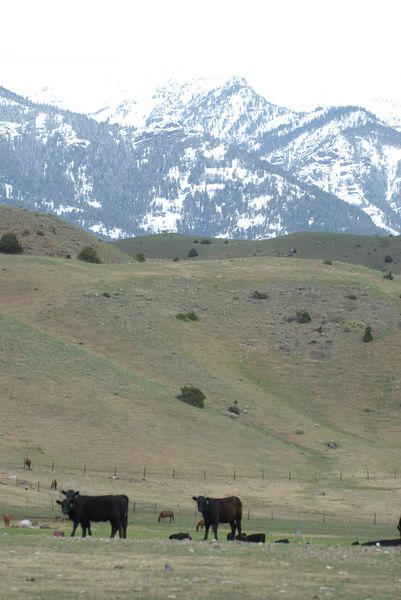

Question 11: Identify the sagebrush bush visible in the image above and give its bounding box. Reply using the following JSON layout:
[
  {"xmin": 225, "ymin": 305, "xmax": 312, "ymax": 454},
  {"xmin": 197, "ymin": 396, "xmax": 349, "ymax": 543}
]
[
  {"xmin": 363, "ymin": 326, "xmax": 373, "ymax": 343},
  {"xmin": 251, "ymin": 290, "xmax": 268, "ymax": 300},
  {"xmin": 176, "ymin": 386, "xmax": 205, "ymax": 408},
  {"xmin": 175, "ymin": 311, "xmax": 199, "ymax": 322},
  {"xmin": 135, "ymin": 252, "xmax": 145, "ymax": 262},
  {"xmin": 296, "ymin": 311, "xmax": 311, "ymax": 323},
  {"xmin": 384, "ymin": 255, "xmax": 393, "ymax": 263},
  {"xmin": 383, "ymin": 271, "xmax": 394, "ymax": 280},
  {"xmin": 188, "ymin": 248, "xmax": 198, "ymax": 257},
  {"xmin": 78, "ymin": 246, "xmax": 101, "ymax": 263},
  {"xmin": 0, "ymin": 232, "xmax": 23, "ymax": 254}
]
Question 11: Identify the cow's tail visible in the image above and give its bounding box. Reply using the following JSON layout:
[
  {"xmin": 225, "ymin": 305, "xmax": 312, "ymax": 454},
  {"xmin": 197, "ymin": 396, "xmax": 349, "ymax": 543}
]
[{"xmin": 123, "ymin": 496, "xmax": 129, "ymax": 536}]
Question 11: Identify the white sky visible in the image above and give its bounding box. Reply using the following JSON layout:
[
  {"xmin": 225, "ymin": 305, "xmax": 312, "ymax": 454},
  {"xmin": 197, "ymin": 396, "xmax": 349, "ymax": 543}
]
[{"xmin": 1, "ymin": 0, "xmax": 401, "ymax": 110}]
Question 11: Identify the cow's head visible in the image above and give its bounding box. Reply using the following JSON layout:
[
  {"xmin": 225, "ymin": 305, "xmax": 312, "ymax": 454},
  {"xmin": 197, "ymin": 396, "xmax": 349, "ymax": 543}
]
[
  {"xmin": 56, "ymin": 490, "xmax": 80, "ymax": 515},
  {"xmin": 192, "ymin": 496, "xmax": 210, "ymax": 512}
]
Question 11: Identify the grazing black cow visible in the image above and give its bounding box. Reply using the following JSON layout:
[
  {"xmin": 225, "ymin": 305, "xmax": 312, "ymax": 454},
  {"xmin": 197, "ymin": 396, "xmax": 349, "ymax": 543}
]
[
  {"xmin": 274, "ymin": 538, "xmax": 290, "ymax": 544},
  {"xmin": 56, "ymin": 489, "xmax": 128, "ymax": 538},
  {"xmin": 193, "ymin": 495, "xmax": 242, "ymax": 541},
  {"xmin": 169, "ymin": 532, "xmax": 192, "ymax": 540}
]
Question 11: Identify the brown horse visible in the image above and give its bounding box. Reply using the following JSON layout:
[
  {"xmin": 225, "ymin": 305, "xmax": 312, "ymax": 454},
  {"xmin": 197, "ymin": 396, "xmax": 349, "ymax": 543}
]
[
  {"xmin": 196, "ymin": 519, "xmax": 205, "ymax": 531},
  {"xmin": 3, "ymin": 515, "xmax": 10, "ymax": 527},
  {"xmin": 24, "ymin": 457, "xmax": 32, "ymax": 470},
  {"xmin": 158, "ymin": 510, "xmax": 174, "ymax": 523},
  {"xmin": 50, "ymin": 479, "xmax": 57, "ymax": 490}
]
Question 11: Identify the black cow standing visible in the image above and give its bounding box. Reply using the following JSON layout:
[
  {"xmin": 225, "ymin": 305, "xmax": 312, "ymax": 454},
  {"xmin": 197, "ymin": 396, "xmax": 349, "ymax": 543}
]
[
  {"xmin": 56, "ymin": 489, "xmax": 129, "ymax": 538},
  {"xmin": 192, "ymin": 495, "xmax": 242, "ymax": 541}
]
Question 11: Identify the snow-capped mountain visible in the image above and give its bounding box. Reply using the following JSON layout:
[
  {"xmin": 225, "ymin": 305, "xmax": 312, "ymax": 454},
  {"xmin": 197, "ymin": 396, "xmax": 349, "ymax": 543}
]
[{"xmin": 0, "ymin": 75, "xmax": 400, "ymax": 239}]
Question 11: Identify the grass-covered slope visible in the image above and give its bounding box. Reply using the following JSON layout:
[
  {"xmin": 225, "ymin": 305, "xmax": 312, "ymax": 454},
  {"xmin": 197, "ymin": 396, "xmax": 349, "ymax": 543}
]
[
  {"xmin": 113, "ymin": 231, "xmax": 401, "ymax": 273},
  {"xmin": 1, "ymin": 252, "xmax": 401, "ymax": 476},
  {"xmin": 0, "ymin": 205, "xmax": 129, "ymax": 263}
]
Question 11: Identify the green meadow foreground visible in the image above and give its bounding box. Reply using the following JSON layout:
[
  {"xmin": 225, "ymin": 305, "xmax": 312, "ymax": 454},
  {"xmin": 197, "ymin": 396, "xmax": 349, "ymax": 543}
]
[{"xmin": 1, "ymin": 521, "xmax": 401, "ymax": 600}]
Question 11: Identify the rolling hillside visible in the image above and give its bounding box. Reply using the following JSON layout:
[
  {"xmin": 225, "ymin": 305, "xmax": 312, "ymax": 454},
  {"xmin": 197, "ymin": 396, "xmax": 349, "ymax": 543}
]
[
  {"xmin": 113, "ymin": 231, "xmax": 401, "ymax": 273},
  {"xmin": 1, "ymin": 237, "xmax": 401, "ymax": 520},
  {"xmin": 0, "ymin": 205, "xmax": 129, "ymax": 263}
]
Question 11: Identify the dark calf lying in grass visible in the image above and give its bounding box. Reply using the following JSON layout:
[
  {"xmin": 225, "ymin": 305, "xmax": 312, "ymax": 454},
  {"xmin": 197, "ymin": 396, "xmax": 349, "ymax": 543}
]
[
  {"xmin": 352, "ymin": 539, "xmax": 401, "ymax": 546},
  {"xmin": 227, "ymin": 532, "xmax": 266, "ymax": 543},
  {"xmin": 169, "ymin": 532, "xmax": 192, "ymax": 540}
]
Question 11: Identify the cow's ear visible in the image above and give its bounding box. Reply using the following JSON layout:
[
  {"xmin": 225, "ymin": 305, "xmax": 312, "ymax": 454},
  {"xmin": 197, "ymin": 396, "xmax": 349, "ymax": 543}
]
[
  {"xmin": 56, "ymin": 500, "xmax": 62, "ymax": 505},
  {"xmin": 61, "ymin": 489, "xmax": 67, "ymax": 496},
  {"xmin": 74, "ymin": 491, "xmax": 80, "ymax": 498},
  {"xmin": 192, "ymin": 496, "xmax": 198, "ymax": 502},
  {"xmin": 205, "ymin": 498, "xmax": 210, "ymax": 504}
]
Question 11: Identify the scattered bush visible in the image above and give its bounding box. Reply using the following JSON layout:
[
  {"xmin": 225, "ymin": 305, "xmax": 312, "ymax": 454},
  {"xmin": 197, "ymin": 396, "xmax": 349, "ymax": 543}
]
[
  {"xmin": 175, "ymin": 311, "xmax": 199, "ymax": 322},
  {"xmin": 188, "ymin": 248, "xmax": 198, "ymax": 258},
  {"xmin": 251, "ymin": 290, "xmax": 268, "ymax": 300},
  {"xmin": 176, "ymin": 386, "xmax": 205, "ymax": 408},
  {"xmin": 323, "ymin": 259, "xmax": 333, "ymax": 265},
  {"xmin": 384, "ymin": 255, "xmax": 393, "ymax": 263},
  {"xmin": 0, "ymin": 232, "xmax": 23, "ymax": 254},
  {"xmin": 296, "ymin": 311, "xmax": 311, "ymax": 323},
  {"xmin": 383, "ymin": 271, "xmax": 394, "ymax": 280},
  {"xmin": 346, "ymin": 294, "xmax": 357, "ymax": 300},
  {"xmin": 200, "ymin": 239, "xmax": 212, "ymax": 244},
  {"xmin": 36, "ymin": 229, "xmax": 45, "ymax": 236},
  {"xmin": 363, "ymin": 326, "xmax": 373, "ymax": 343},
  {"xmin": 135, "ymin": 252, "xmax": 145, "ymax": 262},
  {"xmin": 228, "ymin": 400, "xmax": 240, "ymax": 415},
  {"xmin": 78, "ymin": 246, "xmax": 101, "ymax": 263},
  {"xmin": 173, "ymin": 257, "xmax": 180, "ymax": 262},
  {"xmin": 193, "ymin": 239, "xmax": 199, "ymax": 244}
]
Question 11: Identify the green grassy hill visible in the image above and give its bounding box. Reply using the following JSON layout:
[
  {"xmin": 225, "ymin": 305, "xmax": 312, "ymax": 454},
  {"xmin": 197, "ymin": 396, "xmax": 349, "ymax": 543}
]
[
  {"xmin": 113, "ymin": 231, "xmax": 401, "ymax": 273},
  {"xmin": 0, "ymin": 205, "xmax": 129, "ymax": 263},
  {"xmin": 1, "ymin": 248, "xmax": 401, "ymax": 521},
  {"xmin": 2, "ymin": 209, "xmax": 401, "ymax": 524}
]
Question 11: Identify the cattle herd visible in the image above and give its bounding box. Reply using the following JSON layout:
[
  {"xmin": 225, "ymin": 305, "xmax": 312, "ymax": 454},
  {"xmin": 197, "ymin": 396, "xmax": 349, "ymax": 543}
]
[{"xmin": 4, "ymin": 488, "xmax": 401, "ymax": 546}]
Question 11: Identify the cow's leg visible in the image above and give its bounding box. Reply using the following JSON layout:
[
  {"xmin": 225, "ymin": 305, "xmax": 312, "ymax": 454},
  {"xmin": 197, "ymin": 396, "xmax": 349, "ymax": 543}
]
[
  {"xmin": 70, "ymin": 521, "xmax": 79, "ymax": 537},
  {"xmin": 229, "ymin": 521, "xmax": 236, "ymax": 540},
  {"xmin": 212, "ymin": 522, "xmax": 219, "ymax": 540},
  {"xmin": 204, "ymin": 523, "xmax": 210, "ymax": 540},
  {"xmin": 122, "ymin": 515, "xmax": 128, "ymax": 538},
  {"xmin": 236, "ymin": 518, "xmax": 242, "ymax": 537}
]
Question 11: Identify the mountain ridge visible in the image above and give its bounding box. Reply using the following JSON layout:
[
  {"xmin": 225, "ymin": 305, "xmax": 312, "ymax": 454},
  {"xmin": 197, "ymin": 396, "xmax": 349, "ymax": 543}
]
[{"xmin": 0, "ymin": 76, "xmax": 400, "ymax": 239}]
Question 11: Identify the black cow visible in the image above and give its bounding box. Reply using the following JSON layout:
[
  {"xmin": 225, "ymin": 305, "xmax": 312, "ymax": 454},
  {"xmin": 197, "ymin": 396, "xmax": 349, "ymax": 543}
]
[
  {"xmin": 397, "ymin": 516, "xmax": 401, "ymax": 536},
  {"xmin": 274, "ymin": 538, "xmax": 290, "ymax": 544},
  {"xmin": 227, "ymin": 532, "xmax": 266, "ymax": 543},
  {"xmin": 192, "ymin": 495, "xmax": 242, "ymax": 541},
  {"xmin": 56, "ymin": 489, "xmax": 128, "ymax": 538},
  {"xmin": 360, "ymin": 539, "xmax": 401, "ymax": 547},
  {"xmin": 169, "ymin": 532, "xmax": 192, "ymax": 540}
]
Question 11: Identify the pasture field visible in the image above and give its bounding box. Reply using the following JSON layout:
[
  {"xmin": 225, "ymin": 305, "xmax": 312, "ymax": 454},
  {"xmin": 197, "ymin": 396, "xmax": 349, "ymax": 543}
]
[{"xmin": 1, "ymin": 518, "xmax": 401, "ymax": 600}]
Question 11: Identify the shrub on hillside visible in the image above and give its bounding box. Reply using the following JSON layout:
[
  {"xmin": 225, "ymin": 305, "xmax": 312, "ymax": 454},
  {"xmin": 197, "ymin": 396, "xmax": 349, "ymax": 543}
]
[
  {"xmin": 323, "ymin": 259, "xmax": 333, "ymax": 265},
  {"xmin": 228, "ymin": 400, "xmax": 240, "ymax": 415},
  {"xmin": 363, "ymin": 326, "xmax": 373, "ymax": 343},
  {"xmin": 135, "ymin": 252, "xmax": 145, "ymax": 262},
  {"xmin": 200, "ymin": 238, "xmax": 212, "ymax": 244},
  {"xmin": 383, "ymin": 271, "xmax": 394, "ymax": 280},
  {"xmin": 176, "ymin": 386, "xmax": 205, "ymax": 408},
  {"xmin": 175, "ymin": 311, "xmax": 199, "ymax": 322},
  {"xmin": 384, "ymin": 255, "xmax": 393, "ymax": 263},
  {"xmin": 78, "ymin": 245, "xmax": 101, "ymax": 263},
  {"xmin": 296, "ymin": 310, "xmax": 311, "ymax": 323},
  {"xmin": 188, "ymin": 248, "xmax": 198, "ymax": 257},
  {"xmin": 251, "ymin": 290, "xmax": 268, "ymax": 300},
  {"xmin": 0, "ymin": 232, "xmax": 23, "ymax": 254}
]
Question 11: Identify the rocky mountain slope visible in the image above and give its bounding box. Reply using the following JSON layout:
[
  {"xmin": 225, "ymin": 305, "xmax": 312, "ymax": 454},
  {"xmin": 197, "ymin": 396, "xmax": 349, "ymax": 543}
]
[{"xmin": 0, "ymin": 77, "xmax": 400, "ymax": 239}]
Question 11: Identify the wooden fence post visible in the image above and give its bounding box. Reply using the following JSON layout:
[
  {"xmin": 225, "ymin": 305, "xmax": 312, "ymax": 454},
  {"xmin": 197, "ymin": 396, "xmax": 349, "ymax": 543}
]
[
  {"xmin": 83, "ymin": 464, "xmax": 86, "ymax": 476},
  {"xmin": 143, "ymin": 467, "xmax": 146, "ymax": 478},
  {"xmin": 172, "ymin": 469, "xmax": 175, "ymax": 479},
  {"xmin": 233, "ymin": 470, "xmax": 236, "ymax": 480},
  {"xmin": 289, "ymin": 471, "xmax": 292, "ymax": 481},
  {"xmin": 51, "ymin": 461, "xmax": 54, "ymax": 472},
  {"xmin": 367, "ymin": 470, "xmax": 369, "ymax": 480},
  {"xmin": 247, "ymin": 509, "xmax": 250, "ymax": 520},
  {"xmin": 204, "ymin": 470, "xmax": 206, "ymax": 480},
  {"xmin": 374, "ymin": 513, "xmax": 376, "ymax": 525},
  {"xmin": 262, "ymin": 469, "xmax": 264, "ymax": 480},
  {"xmin": 114, "ymin": 465, "xmax": 117, "ymax": 477}
]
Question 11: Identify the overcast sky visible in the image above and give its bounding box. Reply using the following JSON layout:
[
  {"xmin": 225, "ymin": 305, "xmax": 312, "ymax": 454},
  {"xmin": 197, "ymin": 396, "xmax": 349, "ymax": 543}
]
[{"xmin": 1, "ymin": 0, "xmax": 400, "ymax": 110}]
